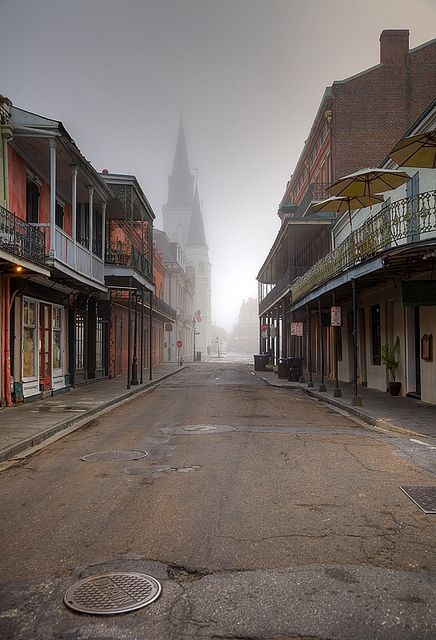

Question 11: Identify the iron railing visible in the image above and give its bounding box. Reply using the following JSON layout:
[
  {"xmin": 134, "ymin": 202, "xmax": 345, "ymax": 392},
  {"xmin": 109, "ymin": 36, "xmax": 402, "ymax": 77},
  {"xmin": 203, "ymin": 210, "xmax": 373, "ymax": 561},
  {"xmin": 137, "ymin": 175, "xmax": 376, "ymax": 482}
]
[
  {"xmin": 0, "ymin": 205, "xmax": 46, "ymax": 265},
  {"xmin": 291, "ymin": 190, "xmax": 436, "ymax": 303},
  {"xmin": 153, "ymin": 296, "xmax": 177, "ymax": 321},
  {"xmin": 105, "ymin": 240, "xmax": 152, "ymax": 280},
  {"xmin": 258, "ymin": 265, "xmax": 311, "ymax": 314},
  {"xmin": 296, "ymin": 182, "xmax": 330, "ymax": 217}
]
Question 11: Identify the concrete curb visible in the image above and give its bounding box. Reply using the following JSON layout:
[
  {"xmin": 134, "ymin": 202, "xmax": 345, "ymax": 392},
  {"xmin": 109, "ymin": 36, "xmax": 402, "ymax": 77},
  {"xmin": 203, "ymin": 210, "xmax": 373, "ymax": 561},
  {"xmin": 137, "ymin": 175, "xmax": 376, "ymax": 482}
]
[
  {"xmin": 254, "ymin": 371, "xmax": 421, "ymax": 438},
  {"xmin": 0, "ymin": 365, "xmax": 189, "ymax": 464}
]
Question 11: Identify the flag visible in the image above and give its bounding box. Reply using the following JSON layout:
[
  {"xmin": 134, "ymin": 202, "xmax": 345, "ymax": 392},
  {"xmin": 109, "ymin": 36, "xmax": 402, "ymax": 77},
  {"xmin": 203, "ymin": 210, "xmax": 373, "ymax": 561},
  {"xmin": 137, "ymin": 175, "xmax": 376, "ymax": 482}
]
[{"xmin": 194, "ymin": 310, "xmax": 202, "ymax": 323}]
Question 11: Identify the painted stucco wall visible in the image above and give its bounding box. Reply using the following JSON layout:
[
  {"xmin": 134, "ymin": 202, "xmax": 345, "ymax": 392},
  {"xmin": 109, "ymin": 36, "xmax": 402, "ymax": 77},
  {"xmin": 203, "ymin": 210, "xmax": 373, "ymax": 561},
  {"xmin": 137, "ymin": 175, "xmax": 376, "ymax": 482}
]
[{"xmin": 420, "ymin": 306, "xmax": 436, "ymax": 404}]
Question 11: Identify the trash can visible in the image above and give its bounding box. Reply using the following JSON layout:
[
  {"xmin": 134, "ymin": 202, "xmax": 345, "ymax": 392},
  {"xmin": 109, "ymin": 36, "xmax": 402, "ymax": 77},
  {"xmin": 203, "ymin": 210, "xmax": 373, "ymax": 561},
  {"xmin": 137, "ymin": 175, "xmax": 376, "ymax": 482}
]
[
  {"xmin": 288, "ymin": 357, "xmax": 303, "ymax": 381},
  {"xmin": 196, "ymin": 351, "xmax": 202, "ymax": 362},
  {"xmin": 254, "ymin": 354, "xmax": 269, "ymax": 371},
  {"xmin": 277, "ymin": 358, "xmax": 288, "ymax": 378}
]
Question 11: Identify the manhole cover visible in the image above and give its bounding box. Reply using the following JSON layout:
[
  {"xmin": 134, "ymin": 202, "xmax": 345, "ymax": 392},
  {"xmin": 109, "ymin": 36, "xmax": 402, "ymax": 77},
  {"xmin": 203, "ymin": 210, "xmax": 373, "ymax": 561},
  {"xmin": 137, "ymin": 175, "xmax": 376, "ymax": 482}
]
[
  {"xmin": 81, "ymin": 450, "xmax": 148, "ymax": 463},
  {"xmin": 400, "ymin": 486, "xmax": 436, "ymax": 514},
  {"xmin": 64, "ymin": 572, "xmax": 161, "ymax": 614}
]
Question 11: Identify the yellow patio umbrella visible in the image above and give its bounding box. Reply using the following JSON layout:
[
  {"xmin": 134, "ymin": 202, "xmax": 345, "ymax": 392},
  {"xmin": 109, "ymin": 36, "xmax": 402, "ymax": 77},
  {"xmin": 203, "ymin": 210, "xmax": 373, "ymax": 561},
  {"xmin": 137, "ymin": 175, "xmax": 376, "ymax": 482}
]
[
  {"xmin": 313, "ymin": 194, "xmax": 384, "ymax": 235},
  {"xmin": 328, "ymin": 168, "xmax": 411, "ymax": 198},
  {"xmin": 389, "ymin": 129, "xmax": 436, "ymax": 168}
]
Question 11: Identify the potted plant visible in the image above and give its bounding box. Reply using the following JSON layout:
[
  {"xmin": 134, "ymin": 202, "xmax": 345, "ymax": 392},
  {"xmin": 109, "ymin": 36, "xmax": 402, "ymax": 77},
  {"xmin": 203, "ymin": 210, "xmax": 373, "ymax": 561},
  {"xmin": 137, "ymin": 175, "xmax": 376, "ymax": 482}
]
[{"xmin": 381, "ymin": 338, "xmax": 401, "ymax": 396}]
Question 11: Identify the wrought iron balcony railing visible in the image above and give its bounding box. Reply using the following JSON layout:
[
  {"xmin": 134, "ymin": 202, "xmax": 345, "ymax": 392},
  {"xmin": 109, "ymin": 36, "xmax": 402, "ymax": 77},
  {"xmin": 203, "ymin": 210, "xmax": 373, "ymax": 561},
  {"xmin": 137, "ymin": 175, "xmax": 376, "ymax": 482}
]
[
  {"xmin": 0, "ymin": 205, "xmax": 46, "ymax": 266},
  {"xmin": 291, "ymin": 190, "xmax": 436, "ymax": 303},
  {"xmin": 258, "ymin": 266, "xmax": 307, "ymax": 315},
  {"xmin": 296, "ymin": 182, "xmax": 330, "ymax": 217},
  {"xmin": 105, "ymin": 240, "xmax": 152, "ymax": 280},
  {"xmin": 153, "ymin": 295, "xmax": 177, "ymax": 321}
]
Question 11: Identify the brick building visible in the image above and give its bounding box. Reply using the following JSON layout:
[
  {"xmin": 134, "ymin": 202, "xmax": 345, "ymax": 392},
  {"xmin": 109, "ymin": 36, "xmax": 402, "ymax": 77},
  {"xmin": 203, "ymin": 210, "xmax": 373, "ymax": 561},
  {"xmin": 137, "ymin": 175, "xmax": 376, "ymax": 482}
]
[{"xmin": 258, "ymin": 30, "xmax": 436, "ymax": 366}]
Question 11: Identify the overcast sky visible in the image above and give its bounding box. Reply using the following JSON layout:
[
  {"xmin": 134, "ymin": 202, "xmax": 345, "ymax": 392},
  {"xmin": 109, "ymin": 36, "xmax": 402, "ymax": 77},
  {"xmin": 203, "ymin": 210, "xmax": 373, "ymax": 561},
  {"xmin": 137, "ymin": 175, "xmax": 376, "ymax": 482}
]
[{"xmin": 1, "ymin": 0, "xmax": 435, "ymax": 329}]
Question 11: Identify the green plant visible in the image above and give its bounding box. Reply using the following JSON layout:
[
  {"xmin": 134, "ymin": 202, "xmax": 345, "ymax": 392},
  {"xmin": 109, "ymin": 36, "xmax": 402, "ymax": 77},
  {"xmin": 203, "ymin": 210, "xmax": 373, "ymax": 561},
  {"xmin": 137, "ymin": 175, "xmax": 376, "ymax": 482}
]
[{"xmin": 381, "ymin": 338, "xmax": 400, "ymax": 382}]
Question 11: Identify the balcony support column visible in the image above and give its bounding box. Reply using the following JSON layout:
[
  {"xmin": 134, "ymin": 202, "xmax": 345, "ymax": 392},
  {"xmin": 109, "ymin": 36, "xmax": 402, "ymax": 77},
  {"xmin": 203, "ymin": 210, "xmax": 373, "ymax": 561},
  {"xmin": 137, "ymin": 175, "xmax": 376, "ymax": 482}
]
[
  {"xmin": 276, "ymin": 304, "xmax": 280, "ymax": 363},
  {"xmin": 72, "ymin": 166, "xmax": 77, "ymax": 268},
  {"xmin": 49, "ymin": 139, "xmax": 56, "ymax": 257},
  {"xmin": 101, "ymin": 201, "xmax": 106, "ymax": 261},
  {"xmin": 306, "ymin": 303, "xmax": 314, "ymax": 387},
  {"xmin": 332, "ymin": 290, "xmax": 342, "ymax": 398},
  {"xmin": 88, "ymin": 187, "xmax": 94, "ymax": 273},
  {"xmin": 318, "ymin": 298, "xmax": 326, "ymax": 391},
  {"xmin": 351, "ymin": 279, "xmax": 363, "ymax": 406}
]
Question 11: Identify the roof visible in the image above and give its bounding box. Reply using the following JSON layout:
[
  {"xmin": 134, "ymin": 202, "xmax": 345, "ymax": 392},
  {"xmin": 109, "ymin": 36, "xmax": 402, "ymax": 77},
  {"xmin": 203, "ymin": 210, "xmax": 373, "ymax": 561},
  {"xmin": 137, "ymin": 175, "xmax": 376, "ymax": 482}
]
[
  {"xmin": 154, "ymin": 229, "xmax": 176, "ymax": 262},
  {"xmin": 186, "ymin": 184, "xmax": 208, "ymax": 248}
]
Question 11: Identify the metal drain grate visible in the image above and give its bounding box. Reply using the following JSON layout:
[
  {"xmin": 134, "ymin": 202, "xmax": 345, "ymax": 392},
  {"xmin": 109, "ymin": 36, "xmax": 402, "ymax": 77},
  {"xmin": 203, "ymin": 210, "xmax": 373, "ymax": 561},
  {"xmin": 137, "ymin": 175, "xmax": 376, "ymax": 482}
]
[
  {"xmin": 81, "ymin": 450, "xmax": 148, "ymax": 463},
  {"xmin": 64, "ymin": 572, "xmax": 161, "ymax": 614},
  {"xmin": 400, "ymin": 486, "xmax": 436, "ymax": 514}
]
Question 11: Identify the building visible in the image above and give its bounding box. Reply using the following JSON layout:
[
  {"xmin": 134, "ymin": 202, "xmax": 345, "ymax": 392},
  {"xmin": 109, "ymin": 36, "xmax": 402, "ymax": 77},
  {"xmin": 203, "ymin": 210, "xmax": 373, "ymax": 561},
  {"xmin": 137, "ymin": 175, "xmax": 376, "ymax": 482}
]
[
  {"xmin": 163, "ymin": 120, "xmax": 212, "ymax": 359},
  {"xmin": 227, "ymin": 298, "xmax": 259, "ymax": 354},
  {"xmin": 257, "ymin": 30, "xmax": 436, "ymax": 369},
  {"xmin": 154, "ymin": 229, "xmax": 195, "ymax": 363},
  {"xmin": 288, "ymin": 99, "xmax": 436, "ymax": 404},
  {"xmin": 101, "ymin": 172, "xmax": 177, "ymax": 383},
  {"xmin": 1, "ymin": 98, "xmax": 112, "ymax": 405}
]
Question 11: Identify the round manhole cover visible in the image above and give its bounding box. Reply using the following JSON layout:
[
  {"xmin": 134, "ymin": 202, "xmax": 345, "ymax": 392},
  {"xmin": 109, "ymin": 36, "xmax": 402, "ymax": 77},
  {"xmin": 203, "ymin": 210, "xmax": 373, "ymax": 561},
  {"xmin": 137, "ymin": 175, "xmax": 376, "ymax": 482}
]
[
  {"xmin": 81, "ymin": 450, "xmax": 148, "ymax": 462},
  {"xmin": 64, "ymin": 572, "xmax": 161, "ymax": 615}
]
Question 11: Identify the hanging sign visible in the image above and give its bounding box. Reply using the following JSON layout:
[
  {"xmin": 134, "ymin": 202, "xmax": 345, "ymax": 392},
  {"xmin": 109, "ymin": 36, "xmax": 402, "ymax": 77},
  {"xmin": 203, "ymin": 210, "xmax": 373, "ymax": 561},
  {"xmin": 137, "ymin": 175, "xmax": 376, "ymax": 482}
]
[
  {"xmin": 330, "ymin": 306, "xmax": 342, "ymax": 327},
  {"xmin": 291, "ymin": 322, "xmax": 303, "ymax": 336}
]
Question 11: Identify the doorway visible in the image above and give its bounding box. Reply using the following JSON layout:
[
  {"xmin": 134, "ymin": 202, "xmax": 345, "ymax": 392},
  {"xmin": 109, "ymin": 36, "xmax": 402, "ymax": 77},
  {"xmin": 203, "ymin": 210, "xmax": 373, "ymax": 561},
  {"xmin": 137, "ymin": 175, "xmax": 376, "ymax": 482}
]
[{"xmin": 39, "ymin": 303, "xmax": 52, "ymax": 391}]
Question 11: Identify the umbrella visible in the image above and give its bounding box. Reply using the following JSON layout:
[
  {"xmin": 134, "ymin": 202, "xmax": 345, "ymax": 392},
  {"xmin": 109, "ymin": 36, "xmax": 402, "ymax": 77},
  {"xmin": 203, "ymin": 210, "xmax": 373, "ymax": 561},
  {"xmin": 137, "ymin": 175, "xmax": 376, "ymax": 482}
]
[
  {"xmin": 389, "ymin": 129, "xmax": 436, "ymax": 168},
  {"xmin": 313, "ymin": 194, "xmax": 384, "ymax": 237},
  {"xmin": 328, "ymin": 168, "xmax": 411, "ymax": 198}
]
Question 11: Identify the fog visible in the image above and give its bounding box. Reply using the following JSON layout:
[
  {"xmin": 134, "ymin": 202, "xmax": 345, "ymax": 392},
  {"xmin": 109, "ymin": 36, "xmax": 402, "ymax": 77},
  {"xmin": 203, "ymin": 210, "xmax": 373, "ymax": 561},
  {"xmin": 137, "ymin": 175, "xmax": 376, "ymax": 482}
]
[{"xmin": 1, "ymin": 0, "xmax": 435, "ymax": 329}]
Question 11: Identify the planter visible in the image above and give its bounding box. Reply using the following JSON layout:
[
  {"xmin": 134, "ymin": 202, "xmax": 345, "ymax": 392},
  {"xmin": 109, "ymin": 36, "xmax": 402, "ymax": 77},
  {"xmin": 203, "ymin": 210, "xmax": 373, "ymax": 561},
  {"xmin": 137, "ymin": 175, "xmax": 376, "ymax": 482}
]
[{"xmin": 388, "ymin": 381, "xmax": 401, "ymax": 396}]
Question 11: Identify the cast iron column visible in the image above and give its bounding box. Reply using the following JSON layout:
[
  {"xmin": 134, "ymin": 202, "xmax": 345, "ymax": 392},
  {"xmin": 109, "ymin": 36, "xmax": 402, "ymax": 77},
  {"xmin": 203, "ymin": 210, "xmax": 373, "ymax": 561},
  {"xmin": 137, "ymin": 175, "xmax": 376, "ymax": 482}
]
[
  {"xmin": 318, "ymin": 298, "xmax": 326, "ymax": 392},
  {"xmin": 332, "ymin": 291, "xmax": 342, "ymax": 397},
  {"xmin": 307, "ymin": 303, "xmax": 314, "ymax": 387},
  {"xmin": 352, "ymin": 279, "xmax": 362, "ymax": 405}
]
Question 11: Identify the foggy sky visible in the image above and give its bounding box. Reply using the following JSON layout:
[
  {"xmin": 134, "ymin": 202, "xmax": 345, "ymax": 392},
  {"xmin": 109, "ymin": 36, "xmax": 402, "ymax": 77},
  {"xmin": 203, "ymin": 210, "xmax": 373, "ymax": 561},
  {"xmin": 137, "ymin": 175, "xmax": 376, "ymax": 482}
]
[{"xmin": 1, "ymin": 0, "xmax": 435, "ymax": 329}]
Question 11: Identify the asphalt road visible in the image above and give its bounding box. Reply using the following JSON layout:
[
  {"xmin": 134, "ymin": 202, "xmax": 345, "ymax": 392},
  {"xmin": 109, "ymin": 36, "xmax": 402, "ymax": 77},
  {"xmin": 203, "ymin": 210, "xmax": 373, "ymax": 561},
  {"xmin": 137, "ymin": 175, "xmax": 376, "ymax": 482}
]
[{"xmin": 0, "ymin": 362, "xmax": 435, "ymax": 640}]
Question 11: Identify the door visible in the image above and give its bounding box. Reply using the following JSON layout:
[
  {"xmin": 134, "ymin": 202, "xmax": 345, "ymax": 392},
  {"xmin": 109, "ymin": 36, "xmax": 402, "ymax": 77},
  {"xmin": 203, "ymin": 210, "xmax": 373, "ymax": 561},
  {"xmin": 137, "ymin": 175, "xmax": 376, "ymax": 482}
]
[
  {"xmin": 358, "ymin": 308, "xmax": 367, "ymax": 385},
  {"xmin": 39, "ymin": 303, "xmax": 52, "ymax": 391}
]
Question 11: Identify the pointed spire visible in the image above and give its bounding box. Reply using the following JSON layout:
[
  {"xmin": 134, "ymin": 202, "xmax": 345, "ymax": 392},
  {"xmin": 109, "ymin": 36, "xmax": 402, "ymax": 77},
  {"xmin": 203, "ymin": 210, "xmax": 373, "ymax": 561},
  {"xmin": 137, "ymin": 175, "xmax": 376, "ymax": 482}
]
[
  {"xmin": 186, "ymin": 184, "xmax": 208, "ymax": 248},
  {"xmin": 166, "ymin": 118, "xmax": 194, "ymax": 207}
]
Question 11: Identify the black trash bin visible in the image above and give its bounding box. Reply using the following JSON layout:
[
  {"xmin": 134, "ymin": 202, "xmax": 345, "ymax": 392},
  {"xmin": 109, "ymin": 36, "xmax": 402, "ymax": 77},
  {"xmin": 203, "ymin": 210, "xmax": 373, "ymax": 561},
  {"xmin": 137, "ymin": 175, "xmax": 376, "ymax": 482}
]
[
  {"xmin": 254, "ymin": 354, "xmax": 269, "ymax": 371},
  {"xmin": 288, "ymin": 357, "xmax": 303, "ymax": 381},
  {"xmin": 278, "ymin": 358, "xmax": 288, "ymax": 378}
]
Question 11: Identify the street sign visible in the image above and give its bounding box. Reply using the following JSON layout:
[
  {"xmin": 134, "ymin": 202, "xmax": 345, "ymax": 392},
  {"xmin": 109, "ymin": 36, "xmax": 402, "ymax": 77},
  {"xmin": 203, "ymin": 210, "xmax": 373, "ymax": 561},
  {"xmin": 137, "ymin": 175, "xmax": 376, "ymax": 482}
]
[
  {"xmin": 291, "ymin": 322, "xmax": 303, "ymax": 336},
  {"xmin": 331, "ymin": 306, "xmax": 342, "ymax": 327},
  {"xmin": 176, "ymin": 340, "xmax": 183, "ymax": 348}
]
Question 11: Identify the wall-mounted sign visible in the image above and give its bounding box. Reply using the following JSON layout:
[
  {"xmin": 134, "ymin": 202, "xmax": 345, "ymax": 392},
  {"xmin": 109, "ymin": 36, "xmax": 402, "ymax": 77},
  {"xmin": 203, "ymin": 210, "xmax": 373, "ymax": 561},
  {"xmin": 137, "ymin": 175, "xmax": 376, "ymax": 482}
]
[
  {"xmin": 331, "ymin": 306, "xmax": 342, "ymax": 327},
  {"xmin": 291, "ymin": 322, "xmax": 303, "ymax": 336},
  {"xmin": 165, "ymin": 323, "xmax": 173, "ymax": 332}
]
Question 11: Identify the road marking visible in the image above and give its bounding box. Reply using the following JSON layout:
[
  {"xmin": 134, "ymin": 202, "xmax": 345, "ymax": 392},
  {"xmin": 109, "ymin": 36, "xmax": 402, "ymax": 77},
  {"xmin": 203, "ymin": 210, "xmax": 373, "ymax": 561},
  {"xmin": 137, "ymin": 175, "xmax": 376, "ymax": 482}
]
[{"xmin": 410, "ymin": 438, "xmax": 436, "ymax": 450}]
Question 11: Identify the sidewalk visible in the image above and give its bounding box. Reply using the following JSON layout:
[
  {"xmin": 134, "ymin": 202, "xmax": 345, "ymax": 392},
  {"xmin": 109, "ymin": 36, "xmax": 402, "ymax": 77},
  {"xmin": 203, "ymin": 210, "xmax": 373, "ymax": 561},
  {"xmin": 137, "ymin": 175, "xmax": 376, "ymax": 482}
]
[
  {"xmin": 253, "ymin": 368, "xmax": 436, "ymax": 439},
  {"xmin": 0, "ymin": 363, "xmax": 187, "ymax": 464}
]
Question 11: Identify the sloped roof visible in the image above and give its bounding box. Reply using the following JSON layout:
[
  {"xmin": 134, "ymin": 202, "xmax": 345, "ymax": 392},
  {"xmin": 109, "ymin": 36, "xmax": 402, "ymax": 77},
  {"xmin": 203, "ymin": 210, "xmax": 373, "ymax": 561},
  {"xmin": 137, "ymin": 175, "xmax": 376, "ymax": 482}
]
[{"xmin": 186, "ymin": 184, "xmax": 208, "ymax": 248}]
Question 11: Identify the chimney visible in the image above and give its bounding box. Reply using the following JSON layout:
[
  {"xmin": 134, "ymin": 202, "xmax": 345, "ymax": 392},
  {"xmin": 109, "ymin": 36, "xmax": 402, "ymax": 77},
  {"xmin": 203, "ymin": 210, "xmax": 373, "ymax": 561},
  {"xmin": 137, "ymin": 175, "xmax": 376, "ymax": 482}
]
[{"xmin": 380, "ymin": 29, "xmax": 409, "ymax": 66}]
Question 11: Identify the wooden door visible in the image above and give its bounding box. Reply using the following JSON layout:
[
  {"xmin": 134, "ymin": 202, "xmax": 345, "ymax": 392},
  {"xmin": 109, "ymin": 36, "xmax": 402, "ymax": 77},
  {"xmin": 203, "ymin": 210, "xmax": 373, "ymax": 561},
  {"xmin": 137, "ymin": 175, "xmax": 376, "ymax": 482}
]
[{"xmin": 39, "ymin": 303, "xmax": 52, "ymax": 391}]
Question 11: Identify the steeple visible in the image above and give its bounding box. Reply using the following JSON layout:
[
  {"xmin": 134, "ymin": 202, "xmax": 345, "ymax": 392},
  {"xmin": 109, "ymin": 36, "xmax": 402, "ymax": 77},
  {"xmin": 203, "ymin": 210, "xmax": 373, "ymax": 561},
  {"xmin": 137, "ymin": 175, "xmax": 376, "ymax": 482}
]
[
  {"xmin": 166, "ymin": 118, "xmax": 194, "ymax": 207},
  {"xmin": 186, "ymin": 184, "xmax": 208, "ymax": 248}
]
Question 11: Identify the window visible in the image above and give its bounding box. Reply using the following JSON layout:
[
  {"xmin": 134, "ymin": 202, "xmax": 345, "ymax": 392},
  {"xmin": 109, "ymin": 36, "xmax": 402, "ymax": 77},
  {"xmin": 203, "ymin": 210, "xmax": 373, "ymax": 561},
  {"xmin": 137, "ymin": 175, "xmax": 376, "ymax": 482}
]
[
  {"xmin": 76, "ymin": 204, "xmax": 89, "ymax": 247},
  {"xmin": 52, "ymin": 306, "xmax": 63, "ymax": 371},
  {"xmin": 371, "ymin": 304, "xmax": 381, "ymax": 365},
  {"xmin": 55, "ymin": 201, "xmax": 64, "ymax": 229},
  {"xmin": 26, "ymin": 179, "xmax": 39, "ymax": 223},
  {"xmin": 93, "ymin": 209, "xmax": 102, "ymax": 257},
  {"xmin": 23, "ymin": 299, "xmax": 38, "ymax": 378}
]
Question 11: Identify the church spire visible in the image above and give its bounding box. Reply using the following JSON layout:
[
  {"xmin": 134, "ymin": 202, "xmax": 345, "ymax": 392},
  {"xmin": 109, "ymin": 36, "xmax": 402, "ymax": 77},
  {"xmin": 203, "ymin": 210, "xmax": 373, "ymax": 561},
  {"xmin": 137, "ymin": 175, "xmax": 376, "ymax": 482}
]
[
  {"xmin": 166, "ymin": 118, "xmax": 194, "ymax": 207},
  {"xmin": 186, "ymin": 183, "xmax": 208, "ymax": 248}
]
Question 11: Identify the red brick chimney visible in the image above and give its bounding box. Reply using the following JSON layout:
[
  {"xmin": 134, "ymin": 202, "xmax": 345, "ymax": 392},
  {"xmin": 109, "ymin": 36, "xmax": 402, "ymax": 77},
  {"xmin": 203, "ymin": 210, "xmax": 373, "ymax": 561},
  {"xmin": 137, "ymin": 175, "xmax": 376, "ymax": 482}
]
[{"xmin": 380, "ymin": 29, "xmax": 410, "ymax": 66}]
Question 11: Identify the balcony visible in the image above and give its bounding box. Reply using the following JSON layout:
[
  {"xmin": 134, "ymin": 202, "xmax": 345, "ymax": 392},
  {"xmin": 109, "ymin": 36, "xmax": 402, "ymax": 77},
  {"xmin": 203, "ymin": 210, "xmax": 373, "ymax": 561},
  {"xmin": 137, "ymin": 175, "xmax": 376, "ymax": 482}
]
[
  {"xmin": 105, "ymin": 240, "xmax": 152, "ymax": 281},
  {"xmin": 0, "ymin": 205, "xmax": 46, "ymax": 267},
  {"xmin": 291, "ymin": 190, "xmax": 436, "ymax": 304},
  {"xmin": 296, "ymin": 182, "xmax": 330, "ymax": 217},
  {"xmin": 259, "ymin": 266, "xmax": 307, "ymax": 315},
  {"xmin": 52, "ymin": 227, "xmax": 105, "ymax": 284},
  {"xmin": 153, "ymin": 296, "xmax": 177, "ymax": 322}
]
